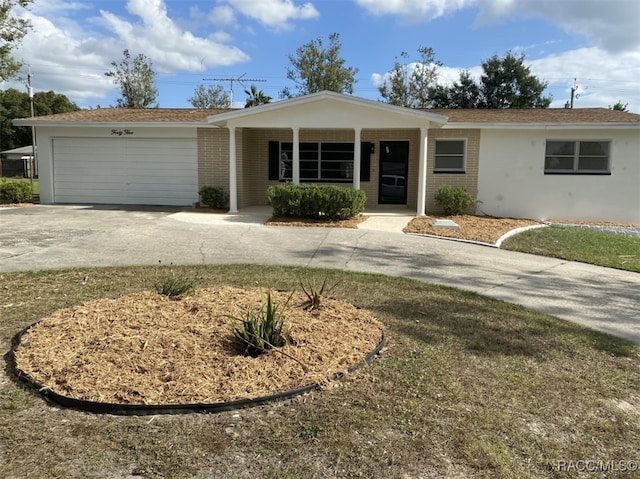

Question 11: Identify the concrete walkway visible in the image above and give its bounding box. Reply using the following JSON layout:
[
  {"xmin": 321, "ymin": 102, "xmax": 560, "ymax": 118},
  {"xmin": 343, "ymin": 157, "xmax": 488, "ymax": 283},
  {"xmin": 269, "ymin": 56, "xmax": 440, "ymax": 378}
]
[{"xmin": 1, "ymin": 205, "xmax": 638, "ymax": 344}]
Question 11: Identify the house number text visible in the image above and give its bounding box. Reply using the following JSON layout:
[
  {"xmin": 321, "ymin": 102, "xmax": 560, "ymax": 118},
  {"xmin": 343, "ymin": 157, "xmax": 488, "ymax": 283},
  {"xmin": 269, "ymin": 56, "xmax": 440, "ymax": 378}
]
[{"xmin": 111, "ymin": 129, "xmax": 134, "ymax": 136}]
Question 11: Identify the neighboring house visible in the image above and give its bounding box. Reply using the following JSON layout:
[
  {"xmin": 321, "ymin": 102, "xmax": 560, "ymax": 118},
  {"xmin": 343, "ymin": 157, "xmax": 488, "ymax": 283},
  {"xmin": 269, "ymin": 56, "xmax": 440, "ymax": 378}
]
[
  {"xmin": 0, "ymin": 145, "xmax": 37, "ymax": 178},
  {"xmin": 14, "ymin": 91, "xmax": 640, "ymax": 223}
]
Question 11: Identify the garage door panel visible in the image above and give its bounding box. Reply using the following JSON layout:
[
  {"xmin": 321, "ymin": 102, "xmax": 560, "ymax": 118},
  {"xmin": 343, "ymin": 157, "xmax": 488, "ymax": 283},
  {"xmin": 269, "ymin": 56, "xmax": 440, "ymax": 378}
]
[
  {"xmin": 55, "ymin": 167, "xmax": 196, "ymax": 180},
  {"xmin": 53, "ymin": 138, "xmax": 198, "ymax": 206}
]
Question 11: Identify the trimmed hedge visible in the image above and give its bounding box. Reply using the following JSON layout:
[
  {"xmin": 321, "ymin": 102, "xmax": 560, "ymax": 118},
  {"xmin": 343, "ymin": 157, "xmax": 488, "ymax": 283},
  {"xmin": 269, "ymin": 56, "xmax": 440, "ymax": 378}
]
[
  {"xmin": 266, "ymin": 184, "xmax": 366, "ymax": 220},
  {"xmin": 0, "ymin": 179, "xmax": 33, "ymax": 203}
]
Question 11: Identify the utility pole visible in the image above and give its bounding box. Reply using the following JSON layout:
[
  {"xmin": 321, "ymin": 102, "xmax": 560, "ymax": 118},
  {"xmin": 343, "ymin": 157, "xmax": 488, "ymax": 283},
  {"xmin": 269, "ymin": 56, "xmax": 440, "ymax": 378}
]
[
  {"xmin": 569, "ymin": 79, "xmax": 578, "ymax": 109},
  {"xmin": 202, "ymin": 73, "xmax": 266, "ymax": 107},
  {"xmin": 26, "ymin": 65, "xmax": 36, "ymax": 188}
]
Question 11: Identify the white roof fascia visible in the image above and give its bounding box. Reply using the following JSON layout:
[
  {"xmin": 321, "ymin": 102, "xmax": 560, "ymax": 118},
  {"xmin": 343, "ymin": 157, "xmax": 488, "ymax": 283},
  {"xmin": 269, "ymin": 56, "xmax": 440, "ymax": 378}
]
[
  {"xmin": 445, "ymin": 122, "xmax": 640, "ymax": 130},
  {"xmin": 208, "ymin": 90, "xmax": 448, "ymax": 128}
]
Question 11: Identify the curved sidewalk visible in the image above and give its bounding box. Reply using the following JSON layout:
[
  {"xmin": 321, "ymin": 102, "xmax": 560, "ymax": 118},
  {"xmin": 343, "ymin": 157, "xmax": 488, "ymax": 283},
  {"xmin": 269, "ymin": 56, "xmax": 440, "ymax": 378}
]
[{"xmin": 1, "ymin": 205, "xmax": 638, "ymax": 344}]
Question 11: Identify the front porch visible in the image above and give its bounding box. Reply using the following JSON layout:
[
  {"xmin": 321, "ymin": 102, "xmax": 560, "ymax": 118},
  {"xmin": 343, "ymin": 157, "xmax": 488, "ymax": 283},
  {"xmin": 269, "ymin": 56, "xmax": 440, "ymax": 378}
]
[{"xmin": 204, "ymin": 91, "xmax": 447, "ymax": 216}]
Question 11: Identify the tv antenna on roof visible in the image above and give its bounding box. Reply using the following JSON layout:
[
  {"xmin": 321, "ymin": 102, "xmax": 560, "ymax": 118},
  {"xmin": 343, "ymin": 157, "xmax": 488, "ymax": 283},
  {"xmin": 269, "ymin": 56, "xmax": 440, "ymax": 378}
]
[{"xmin": 203, "ymin": 73, "xmax": 266, "ymax": 108}]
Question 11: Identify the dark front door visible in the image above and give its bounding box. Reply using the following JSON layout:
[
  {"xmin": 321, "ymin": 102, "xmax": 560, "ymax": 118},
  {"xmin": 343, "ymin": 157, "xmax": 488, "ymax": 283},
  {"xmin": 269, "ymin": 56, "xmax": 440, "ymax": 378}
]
[{"xmin": 378, "ymin": 140, "xmax": 409, "ymax": 205}]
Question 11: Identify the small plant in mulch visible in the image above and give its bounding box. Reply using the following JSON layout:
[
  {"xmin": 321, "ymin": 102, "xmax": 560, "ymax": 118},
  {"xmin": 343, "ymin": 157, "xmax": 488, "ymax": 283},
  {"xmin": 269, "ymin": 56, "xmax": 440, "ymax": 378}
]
[
  {"xmin": 299, "ymin": 276, "xmax": 342, "ymax": 311},
  {"xmin": 229, "ymin": 290, "xmax": 294, "ymax": 357},
  {"xmin": 154, "ymin": 261, "xmax": 195, "ymax": 297}
]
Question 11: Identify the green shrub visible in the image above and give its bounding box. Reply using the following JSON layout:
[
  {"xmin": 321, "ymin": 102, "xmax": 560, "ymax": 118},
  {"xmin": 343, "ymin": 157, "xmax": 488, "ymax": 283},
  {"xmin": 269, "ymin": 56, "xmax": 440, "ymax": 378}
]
[
  {"xmin": 434, "ymin": 185, "xmax": 475, "ymax": 216},
  {"xmin": 266, "ymin": 184, "xmax": 366, "ymax": 220},
  {"xmin": 230, "ymin": 290, "xmax": 292, "ymax": 357},
  {"xmin": 199, "ymin": 185, "xmax": 229, "ymax": 209},
  {"xmin": 0, "ymin": 179, "xmax": 33, "ymax": 203}
]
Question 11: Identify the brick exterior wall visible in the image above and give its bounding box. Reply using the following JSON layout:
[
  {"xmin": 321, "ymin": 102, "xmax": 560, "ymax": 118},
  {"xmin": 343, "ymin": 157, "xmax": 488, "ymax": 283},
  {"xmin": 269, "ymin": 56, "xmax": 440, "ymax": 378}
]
[
  {"xmin": 426, "ymin": 128, "xmax": 480, "ymax": 215},
  {"xmin": 197, "ymin": 128, "xmax": 229, "ymax": 193},
  {"xmin": 197, "ymin": 126, "xmax": 481, "ymax": 212}
]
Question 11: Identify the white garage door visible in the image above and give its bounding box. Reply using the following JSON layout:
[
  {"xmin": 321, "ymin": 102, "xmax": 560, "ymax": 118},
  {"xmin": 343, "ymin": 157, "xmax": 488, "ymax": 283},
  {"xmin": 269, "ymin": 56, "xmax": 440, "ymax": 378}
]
[{"xmin": 52, "ymin": 138, "xmax": 198, "ymax": 206}]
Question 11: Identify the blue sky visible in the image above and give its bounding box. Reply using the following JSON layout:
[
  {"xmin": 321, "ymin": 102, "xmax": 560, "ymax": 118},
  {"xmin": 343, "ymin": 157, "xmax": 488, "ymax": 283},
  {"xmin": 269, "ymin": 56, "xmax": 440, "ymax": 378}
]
[{"xmin": 4, "ymin": 0, "xmax": 640, "ymax": 112}]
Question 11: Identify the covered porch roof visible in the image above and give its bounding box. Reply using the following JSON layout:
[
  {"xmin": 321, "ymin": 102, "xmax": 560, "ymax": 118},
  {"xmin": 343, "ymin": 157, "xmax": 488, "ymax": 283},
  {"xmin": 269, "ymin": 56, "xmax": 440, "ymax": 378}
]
[
  {"xmin": 207, "ymin": 90, "xmax": 448, "ymax": 129},
  {"xmin": 207, "ymin": 91, "xmax": 447, "ymax": 216}
]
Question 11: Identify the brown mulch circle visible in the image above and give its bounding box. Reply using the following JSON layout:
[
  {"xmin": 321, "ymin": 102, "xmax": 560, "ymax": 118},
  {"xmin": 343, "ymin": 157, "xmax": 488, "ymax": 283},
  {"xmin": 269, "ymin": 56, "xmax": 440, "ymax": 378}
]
[
  {"xmin": 404, "ymin": 215, "xmax": 542, "ymax": 245},
  {"xmin": 14, "ymin": 287, "xmax": 384, "ymax": 406}
]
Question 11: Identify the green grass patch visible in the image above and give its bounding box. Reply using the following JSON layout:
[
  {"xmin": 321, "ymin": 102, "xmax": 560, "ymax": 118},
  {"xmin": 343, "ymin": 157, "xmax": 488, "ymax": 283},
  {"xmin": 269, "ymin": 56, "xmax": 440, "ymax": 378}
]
[
  {"xmin": 502, "ymin": 226, "xmax": 640, "ymax": 272},
  {"xmin": 0, "ymin": 265, "xmax": 638, "ymax": 478}
]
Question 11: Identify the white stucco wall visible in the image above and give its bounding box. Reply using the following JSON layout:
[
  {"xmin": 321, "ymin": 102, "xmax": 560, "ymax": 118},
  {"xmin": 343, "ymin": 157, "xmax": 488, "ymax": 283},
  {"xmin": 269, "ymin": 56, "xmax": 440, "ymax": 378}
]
[
  {"xmin": 477, "ymin": 128, "xmax": 640, "ymax": 223},
  {"xmin": 35, "ymin": 126, "xmax": 198, "ymax": 204}
]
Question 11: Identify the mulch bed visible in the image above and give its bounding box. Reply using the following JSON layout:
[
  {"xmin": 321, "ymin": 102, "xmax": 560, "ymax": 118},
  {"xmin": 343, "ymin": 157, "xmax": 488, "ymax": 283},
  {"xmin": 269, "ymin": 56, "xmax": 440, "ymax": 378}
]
[
  {"xmin": 404, "ymin": 215, "xmax": 541, "ymax": 244},
  {"xmin": 14, "ymin": 287, "xmax": 384, "ymax": 406},
  {"xmin": 266, "ymin": 215, "xmax": 368, "ymax": 228}
]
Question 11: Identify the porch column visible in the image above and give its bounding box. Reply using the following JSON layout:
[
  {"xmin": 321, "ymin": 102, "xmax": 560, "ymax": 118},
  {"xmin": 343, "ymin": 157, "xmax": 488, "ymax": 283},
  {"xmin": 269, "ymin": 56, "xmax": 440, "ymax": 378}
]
[
  {"xmin": 416, "ymin": 126, "xmax": 428, "ymax": 217},
  {"xmin": 228, "ymin": 125, "xmax": 238, "ymax": 213},
  {"xmin": 292, "ymin": 127, "xmax": 300, "ymax": 184},
  {"xmin": 353, "ymin": 128, "xmax": 361, "ymax": 190}
]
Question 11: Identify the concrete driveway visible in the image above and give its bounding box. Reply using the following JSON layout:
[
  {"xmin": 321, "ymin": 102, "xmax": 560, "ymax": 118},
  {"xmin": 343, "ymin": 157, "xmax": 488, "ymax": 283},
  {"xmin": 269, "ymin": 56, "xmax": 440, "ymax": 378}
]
[{"xmin": 1, "ymin": 204, "xmax": 639, "ymax": 344}]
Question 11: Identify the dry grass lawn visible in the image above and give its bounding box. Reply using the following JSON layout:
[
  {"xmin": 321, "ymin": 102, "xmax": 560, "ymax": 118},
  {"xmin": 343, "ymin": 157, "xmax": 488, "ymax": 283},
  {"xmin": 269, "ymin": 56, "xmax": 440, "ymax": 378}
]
[{"xmin": 1, "ymin": 265, "xmax": 638, "ymax": 479}]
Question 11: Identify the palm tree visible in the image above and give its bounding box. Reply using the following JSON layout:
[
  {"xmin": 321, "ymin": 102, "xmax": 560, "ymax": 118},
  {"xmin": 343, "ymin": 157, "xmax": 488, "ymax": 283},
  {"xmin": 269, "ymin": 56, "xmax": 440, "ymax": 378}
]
[{"xmin": 244, "ymin": 85, "xmax": 272, "ymax": 108}]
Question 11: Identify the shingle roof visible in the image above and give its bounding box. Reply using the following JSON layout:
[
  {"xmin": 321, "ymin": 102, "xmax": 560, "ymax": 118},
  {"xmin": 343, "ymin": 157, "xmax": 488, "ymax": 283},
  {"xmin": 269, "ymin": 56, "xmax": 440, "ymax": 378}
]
[
  {"xmin": 427, "ymin": 108, "xmax": 640, "ymax": 124},
  {"xmin": 18, "ymin": 108, "xmax": 230, "ymax": 123},
  {"xmin": 15, "ymin": 106, "xmax": 640, "ymax": 125}
]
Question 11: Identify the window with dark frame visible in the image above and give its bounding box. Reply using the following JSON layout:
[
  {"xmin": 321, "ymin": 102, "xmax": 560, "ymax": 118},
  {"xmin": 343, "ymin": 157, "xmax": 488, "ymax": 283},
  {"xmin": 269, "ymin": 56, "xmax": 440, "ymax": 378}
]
[
  {"xmin": 544, "ymin": 140, "xmax": 611, "ymax": 174},
  {"xmin": 279, "ymin": 142, "xmax": 355, "ymax": 181},
  {"xmin": 434, "ymin": 139, "xmax": 465, "ymax": 173}
]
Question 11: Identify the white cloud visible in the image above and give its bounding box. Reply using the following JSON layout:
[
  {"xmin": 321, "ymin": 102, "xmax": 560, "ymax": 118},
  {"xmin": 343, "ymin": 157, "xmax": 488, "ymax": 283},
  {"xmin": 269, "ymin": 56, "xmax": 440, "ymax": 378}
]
[
  {"xmin": 356, "ymin": 0, "xmax": 475, "ymax": 22},
  {"xmin": 30, "ymin": 0, "xmax": 90, "ymax": 15},
  {"xmin": 3, "ymin": 12, "xmax": 115, "ymax": 104},
  {"xmin": 2, "ymin": 0, "xmax": 251, "ymax": 107},
  {"xmin": 357, "ymin": 1, "xmax": 639, "ymax": 53},
  {"xmin": 226, "ymin": 0, "xmax": 319, "ymax": 30},
  {"xmin": 209, "ymin": 5, "xmax": 236, "ymax": 28},
  {"xmin": 474, "ymin": 0, "xmax": 640, "ymax": 53},
  {"xmin": 100, "ymin": 0, "xmax": 249, "ymax": 72},
  {"xmin": 529, "ymin": 47, "xmax": 640, "ymax": 111}
]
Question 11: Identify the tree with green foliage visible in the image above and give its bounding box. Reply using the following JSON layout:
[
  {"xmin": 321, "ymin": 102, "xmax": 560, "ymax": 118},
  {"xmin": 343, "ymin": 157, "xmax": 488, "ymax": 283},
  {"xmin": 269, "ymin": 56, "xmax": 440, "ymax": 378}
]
[
  {"xmin": 188, "ymin": 84, "xmax": 230, "ymax": 108},
  {"xmin": 479, "ymin": 52, "xmax": 551, "ymax": 108},
  {"xmin": 429, "ymin": 70, "xmax": 483, "ymax": 108},
  {"xmin": 105, "ymin": 49, "xmax": 158, "ymax": 108},
  {"xmin": 281, "ymin": 32, "xmax": 358, "ymax": 98},
  {"xmin": 609, "ymin": 100, "xmax": 629, "ymax": 112},
  {"xmin": 428, "ymin": 52, "xmax": 551, "ymax": 109},
  {"xmin": 244, "ymin": 85, "xmax": 271, "ymax": 108},
  {"xmin": 377, "ymin": 47, "xmax": 441, "ymax": 108},
  {"xmin": 0, "ymin": 88, "xmax": 80, "ymax": 150},
  {"xmin": 0, "ymin": 0, "xmax": 32, "ymax": 81}
]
